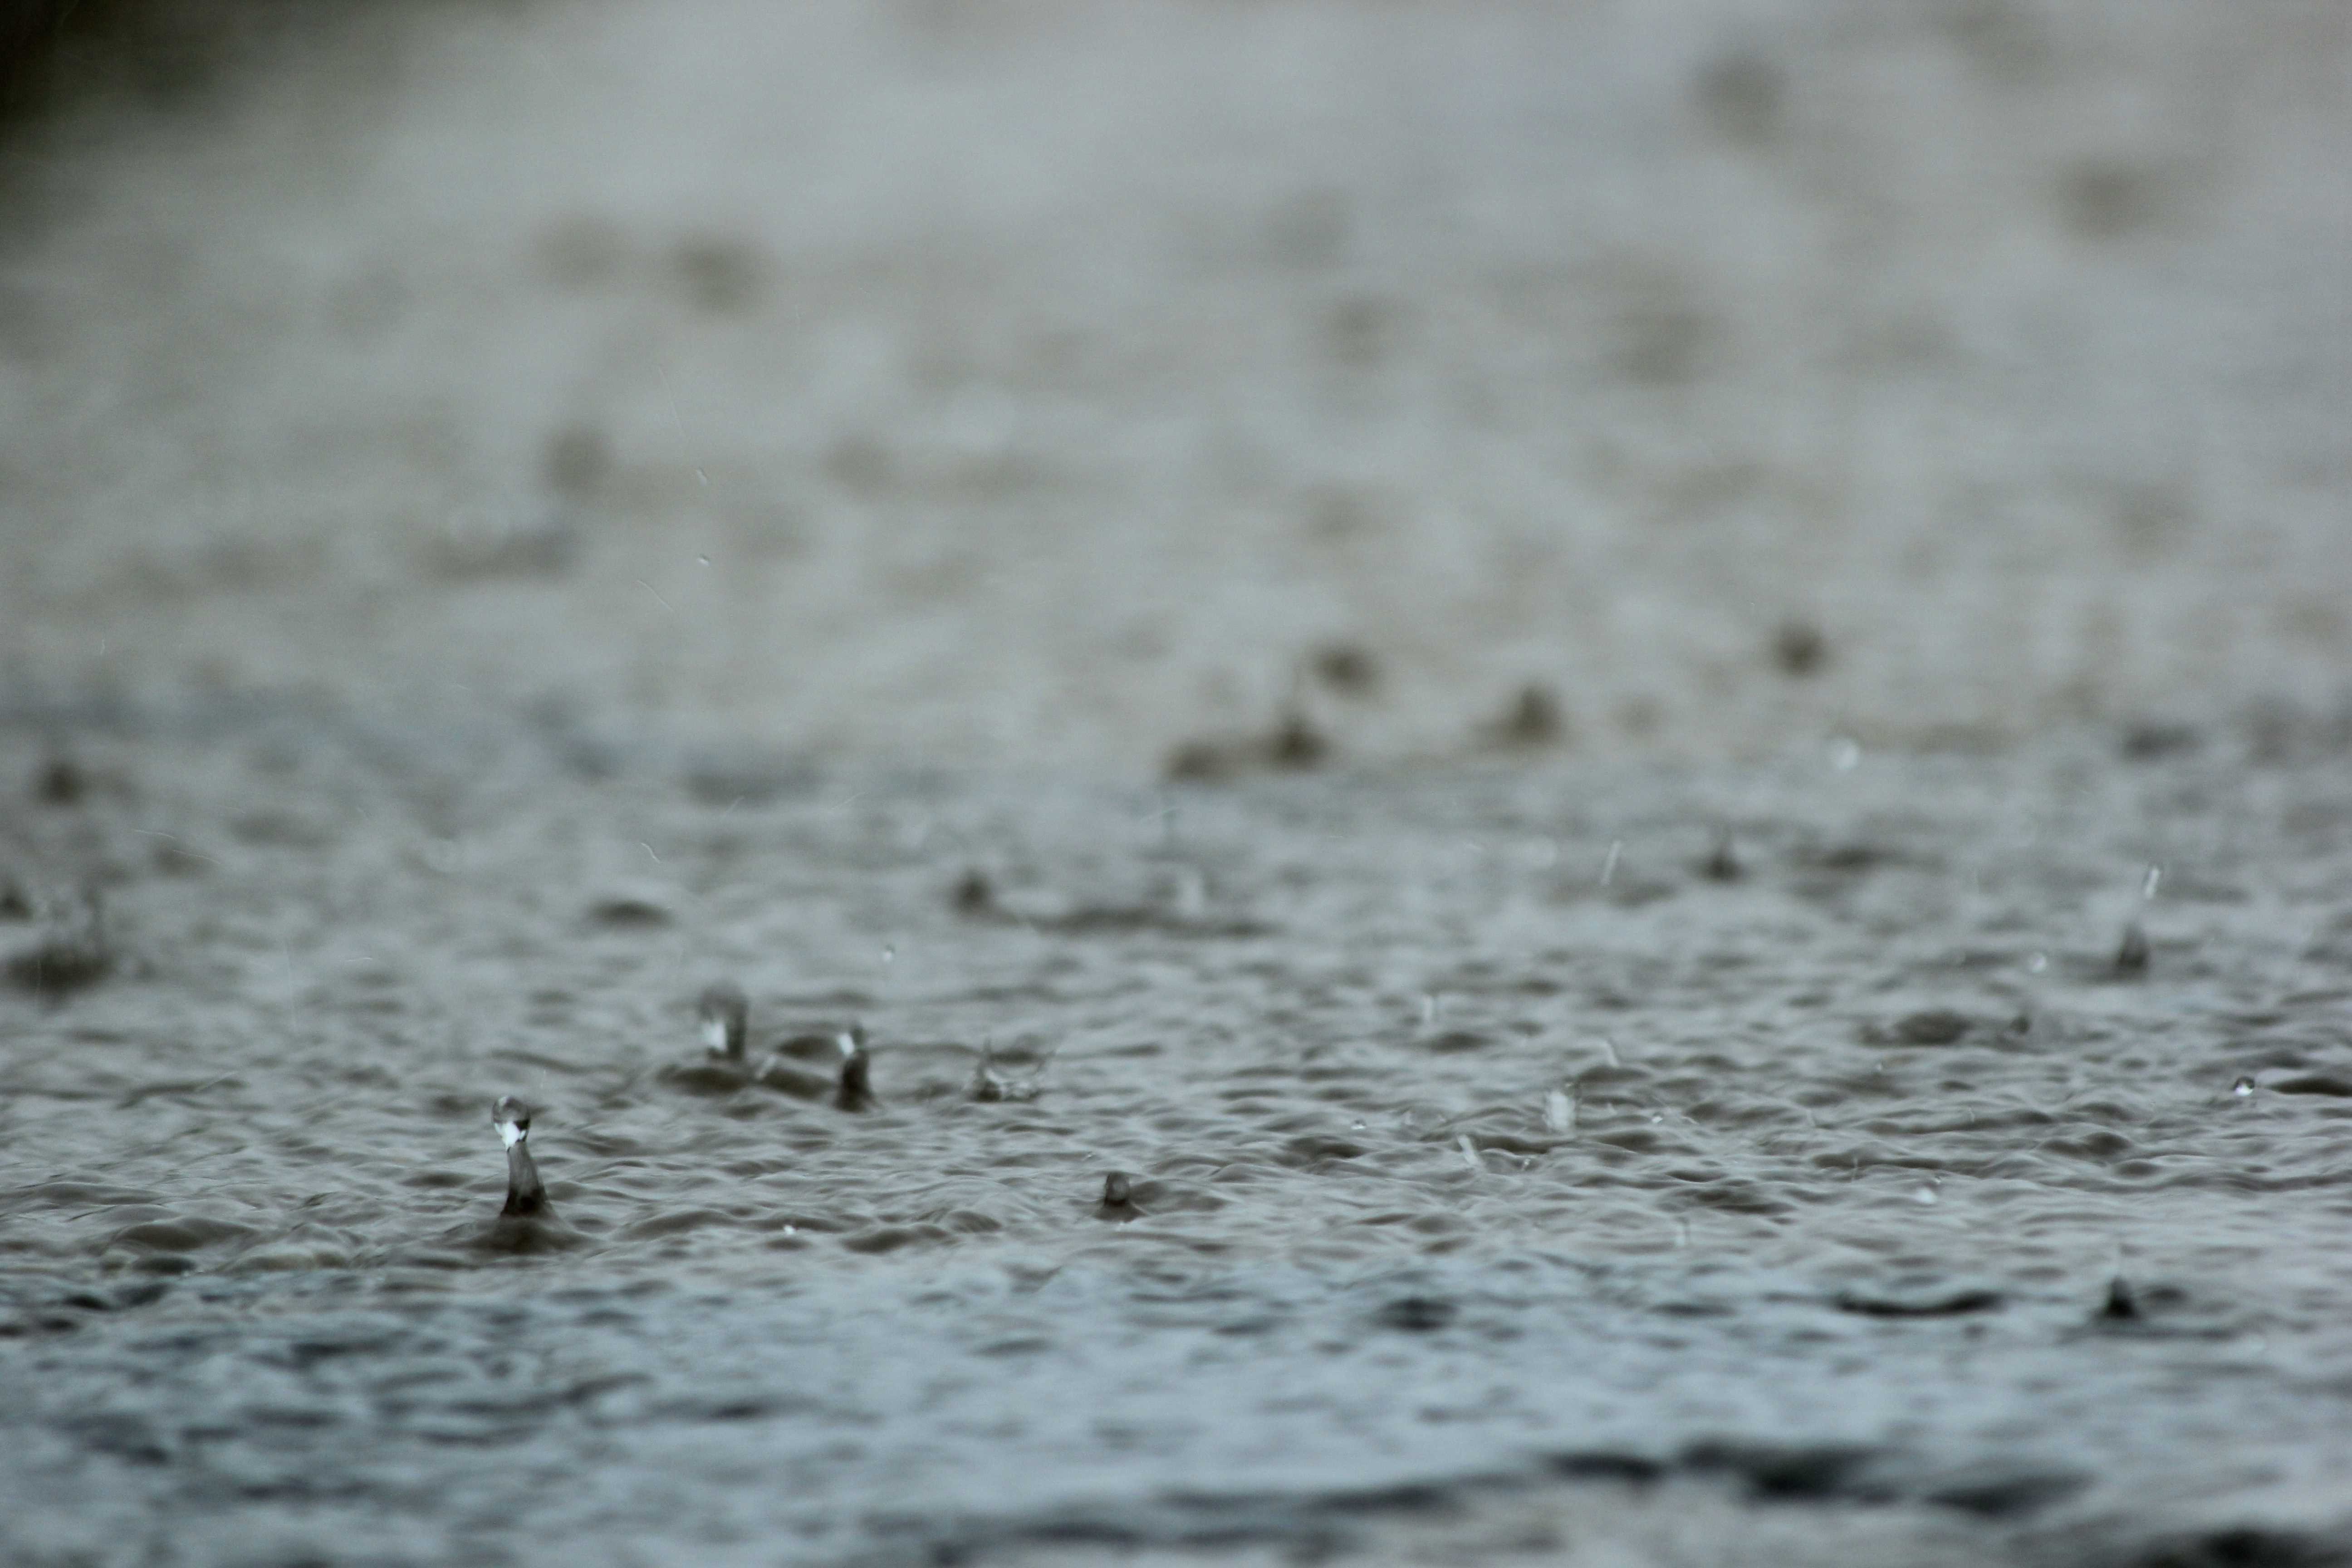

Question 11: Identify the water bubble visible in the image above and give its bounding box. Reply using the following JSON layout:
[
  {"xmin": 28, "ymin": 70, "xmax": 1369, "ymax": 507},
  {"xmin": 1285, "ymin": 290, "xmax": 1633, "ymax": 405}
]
[
  {"xmin": 1350, "ymin": 1120, "xmax": 1367, "ymax": 1132},
  {"xmin": 2231, "ymin": 1076, "xmax": 2256, "ymax": 1098},
  {"xmin": 1649, "ymin": 1110, "xmax": 1665, "ymax": 1125},
  {"xmin": 1828, "ymin": 736, "xmax": 1862, "ymax": 772},
  {"xmin": 1912, "ymin": 1182, "xmax": 1940, "ymax": 1206},
  {"xmin": 881, "ymin": 945, "xmax": 897, "ymax": 967},
  {"xmin": 697, "ymin": 554, "xmax": 711, "ymax": 566}
]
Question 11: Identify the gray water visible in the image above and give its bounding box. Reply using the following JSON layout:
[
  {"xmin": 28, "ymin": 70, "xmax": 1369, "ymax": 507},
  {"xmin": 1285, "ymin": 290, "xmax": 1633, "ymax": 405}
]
[
  {"xmin": 5, "ymin": 1, "xmax": 2351, "ymax": 1561},
  {"xmin": 5, "ymin": 706, "xmax": 2352, "ymax": 1566}
]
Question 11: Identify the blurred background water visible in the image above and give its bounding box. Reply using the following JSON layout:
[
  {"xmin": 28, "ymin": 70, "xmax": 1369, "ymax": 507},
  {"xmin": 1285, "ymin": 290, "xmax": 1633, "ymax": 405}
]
[{"xmin": 1, "ymin": 3, "xmax": 2348, "ymax": 1564}]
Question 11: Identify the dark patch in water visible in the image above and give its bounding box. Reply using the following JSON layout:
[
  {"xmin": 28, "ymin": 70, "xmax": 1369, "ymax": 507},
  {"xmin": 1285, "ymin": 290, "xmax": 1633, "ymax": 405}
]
[
  {"xmin": 2116, "ymin": 1525, "xmax": 2351, "ymax": 1568},
  {"xmin": 1268, "ymin": 709, "xmax": 1328, "ymax": 769},
  {"xmin": 1878, "ymin": 1008, "xmax": 1974, "ymax": 1046},
  {"xmin": 5, "ymin": 926, "xmax": 113, "ymax": 996},
  {"xmin": 1679, "ymin": 1439, "xmax": 1877, "ymax": 1501},
  {"xmin": 1922, "ymin": 1462, "xmax": 2087, "ymax": 1518},
  {"xmin": 1487, "ymin": 683, "xmax": 1565, "ymax": 748},
  {"xmin": 32, "ymin": 755, "xmax": 88, "ymax": 804},
  {"xmin": 1545, "ymin": 1450, "xmax": 1667, "ymax": 1485},
  {"xmin": 2269, "ymin": 1073, "xmax": 2352, "ymax": 1098},
  {"xmin": 1699, "ymin": 834, "xmax": 1744, "ymax": 881},
  {"xmin": 1310, "ymin": 642, "xmax": 1380, "ymax": 696},
  {"xmin": 585, "ymin": 895, "xmax": 671, "ymax": 927},
  {"xmin": 951, "ymin": 867, "xmax": 996, "ymax": 916},
  {"xmin": 1771, "ymin": 619, "xmax": 1828, "ymax": 676},
  {"xmin": 1373, "ymin": 1296, "xmax": 1457, "ymax": 1332},
  {"xmin": 2122, "ymin": 720, "xmax": 2202, "ymax": 760},
  {"xmin": 1833, "ymin": 1285, "xmax": 2004, "ymax": 1318}
]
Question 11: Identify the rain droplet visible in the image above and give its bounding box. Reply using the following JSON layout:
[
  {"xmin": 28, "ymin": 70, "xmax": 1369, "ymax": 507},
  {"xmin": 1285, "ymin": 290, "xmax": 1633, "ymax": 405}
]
[
  {"xmin": 1350, "ymin": 1120, "xmax": 1367, "ymax": 1132},
  {"xmin": 2141, "ymin": 864, "xmax": 2162, "ymax": 901},
  {"xmin": 1912, "ymin": 1183, "xmax": 1940, "ymax": 1206},
  {"xmin": 2231, "ymin": 1076, "xmax": 2255, "ymax": 1098},
  {"xmin": 1420, "ymin": 992, "xmax": 1441, "ymax": 1028},
  {"xmin": 1599, "ymin": 840, "xmax": 1622, "ymax": 887},
  {"xmin": 1544, "ymin": 1087, "xmax": 1574, "ymax": 1134},
  {"xmin": 2028, "ymin": 951, "xmax": 2048, "ymax": 973},
  {"xmin": 1648, "ymin": 1110, "xmax": 1665, "ymax": 1125},
  {"xmin": 697, "ymin": 554, "xmax": 711, "ymax": 566},
  {"xmin": 881, "ymin": 944, "xmax": 897, "ymax": 966},
  {"xmin": 1457, "ymin": 1134, "xmax": 1481, "ymax": 1172},
  {"xmin": 1828, "ymin": 736, "xmax": 1862, "ymax": 772}
]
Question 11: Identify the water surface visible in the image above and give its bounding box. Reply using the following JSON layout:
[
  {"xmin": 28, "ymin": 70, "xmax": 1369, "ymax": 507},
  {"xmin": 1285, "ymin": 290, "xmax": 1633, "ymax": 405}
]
[{"xmin": 5, "ymin": 708, "xmax": 2350, "ymax": 1564}]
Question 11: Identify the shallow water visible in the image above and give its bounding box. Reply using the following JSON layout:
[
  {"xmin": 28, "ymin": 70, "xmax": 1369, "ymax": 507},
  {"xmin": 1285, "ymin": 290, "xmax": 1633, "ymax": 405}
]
[
  {"xmin": 4, "ymin": 1, "xmax": 2348, "ymax": 1560},
  {"xmin": 5, "ymin": 706, "xmax": 2351, "ymax": 1565}
]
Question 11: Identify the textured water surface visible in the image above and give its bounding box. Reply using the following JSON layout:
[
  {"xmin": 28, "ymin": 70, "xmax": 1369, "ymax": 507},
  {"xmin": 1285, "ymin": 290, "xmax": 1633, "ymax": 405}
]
[{"xmin": 4, "ymin": 706, "xmax": 2351, "ymax": 1565}]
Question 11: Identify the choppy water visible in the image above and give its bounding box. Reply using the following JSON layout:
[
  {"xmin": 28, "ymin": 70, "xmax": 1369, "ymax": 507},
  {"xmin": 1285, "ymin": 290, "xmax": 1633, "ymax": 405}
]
[{"xmin": 5, "ymin": 703, "xmax": 2351, "ymax": 1566}]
